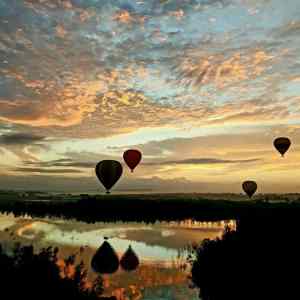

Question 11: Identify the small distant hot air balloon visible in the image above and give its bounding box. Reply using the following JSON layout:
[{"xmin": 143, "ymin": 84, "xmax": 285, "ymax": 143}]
[
  {"xmin": 242, "ymin": 181, "xmax": 257, "ymax": 198},
  {"xmin": 91, "ymin": 238, "xmax": 119, "ymax": 274},
  {"xmin": 273, "ymin": 137, "xmax": 291, "ymax": 157},
  {"xmin": 123, "ymin": 149, "xmax": 142, "ymax": 172},
  {"xmin": 120, "ymin": 245, "xmax": 139, "ymax": 272},
  {"xmin": 95, "ymin": 160, "xmax": 123, "ymax": 194}
]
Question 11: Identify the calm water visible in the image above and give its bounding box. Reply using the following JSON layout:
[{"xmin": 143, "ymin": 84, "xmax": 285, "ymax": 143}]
[{"xmin": 0, "ymin": 213, "xmax": 233, "ymax": 299}]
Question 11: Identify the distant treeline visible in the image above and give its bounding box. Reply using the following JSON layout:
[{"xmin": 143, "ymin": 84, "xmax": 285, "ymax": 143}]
[{"xmin": 0, "ymin": 194, "xmax": 300, "ymax": 222}]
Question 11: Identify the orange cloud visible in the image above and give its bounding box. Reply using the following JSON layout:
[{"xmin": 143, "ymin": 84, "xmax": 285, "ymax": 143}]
[
  {"xmin": 177, "ymin": 49, "xmax": 273, "ymax": 89},
  {"xmin": 0, "ymin": 52, "xmax": 297, "ymax": 139},
  {"xmin": 0, "ymin": 71, "xmax": 101, "ymax": 127},
  {"xmin": 113, "ymin": 10, "xmax": 135, "ymax": 24},
  {"xmin": 55, "ymin": 24, "xmax": 67, "ymax": 38},
  {"xmin": 25, "ymin": 0, "xmax": 73, "ymax": 10},
  {"xmin": 0, "ymin": 87, "xmax": 297, "ymax": 139},
  {"xmin": 169, "ymin": 9, "xmax": 185, "ymax": 20}
]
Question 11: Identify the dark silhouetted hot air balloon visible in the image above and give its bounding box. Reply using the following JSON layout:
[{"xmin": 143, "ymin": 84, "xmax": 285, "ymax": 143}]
[
  {"xmin": 123, "ymin": 149, "xmax": 142, "ymax": 172},
  {"xmin": 273, "ymin": 137, "xmax": 291, "ymax": 157},
  {"xmin": 120, "ymin": 245, "xmax": 139, "ymax": 272},
  {"xmin": 95, "ymin": 160, "xmax": 123, "ymax": 194},
  {"xmin": 242, "ymin": 181, "xmax": 257, "ymax": 198},
  {"xmin": 91, "ymin": 238, "xmax": 119, "ymax": 274}
]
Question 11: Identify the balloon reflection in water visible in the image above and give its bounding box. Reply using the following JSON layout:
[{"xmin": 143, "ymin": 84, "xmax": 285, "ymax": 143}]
[
  {"xmin": 120, "ymin": 245, "xmax": 140, "ymax": 272},
  {"xmin": 91, "ymin": 238, "xmax": 119, "ymax": 274}
]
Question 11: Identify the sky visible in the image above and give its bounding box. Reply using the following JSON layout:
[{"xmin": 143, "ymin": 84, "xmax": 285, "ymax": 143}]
[{"xmin": 0, "ymin": 0, "xmax": 300, "ymax": 193}]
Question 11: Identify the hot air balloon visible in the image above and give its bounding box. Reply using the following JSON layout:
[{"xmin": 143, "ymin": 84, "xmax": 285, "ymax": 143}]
[
  {"xmin": 123, "ymin": 149, "xmax": 142, "ymax": 172},
  {"xmin": 91, "ymin": 238, "xmax": 119, "ymax": 274},
  {"xmin": 242, "ymin": 181, "xmax": 257, "ymax": 198},
  {"xmin": 273, "ymin": 137, "xmax": 291, "ymax": 157},
  {"xmin": 120, "ymin": 245, "xmax": 139, "ymax": 272},
  {"xmin": 95, "ymin": 160, "xmax": 123, "ymax": 194}
]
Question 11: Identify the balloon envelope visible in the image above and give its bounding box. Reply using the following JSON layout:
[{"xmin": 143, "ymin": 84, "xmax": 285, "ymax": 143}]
[
  {"xmin": 91, "ymin": 240, "xmax": 119, "ymax": 274},
  {"xmin": 123, "ymin": 149, "xmax": 142, "ymax": 172},
  {"xmin": 273, "ymin": 137, "xmax": 291, "ymax": 157},
  {"xmin": 120, "ymin": 245, "xmax": 139, "ymax": 272},
  {"xmin": 95, "ymin": 160, "xmax": 123, "ymax": 193},
  {"xmin": 242, "ymin": 181, "xmax": 257, "ymax": 198}
]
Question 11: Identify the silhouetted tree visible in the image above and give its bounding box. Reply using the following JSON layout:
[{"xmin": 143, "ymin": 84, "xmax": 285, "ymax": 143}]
[
  {"xmin": 0, "ymin": 243, "xmax": 117, "ymax": 300},
  {"xmin": 189, "ymin": 215, "xmax": 300, "ymax": 300}
]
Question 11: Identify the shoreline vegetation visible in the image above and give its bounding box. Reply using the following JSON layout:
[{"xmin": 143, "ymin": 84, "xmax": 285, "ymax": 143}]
[
  {"xmin": 0, "ymin": 243, "xmax": 118, "ymax": 300},
  {"xmin": 190, "ymin": 213, "xmax": 300, "ymax": 300}
]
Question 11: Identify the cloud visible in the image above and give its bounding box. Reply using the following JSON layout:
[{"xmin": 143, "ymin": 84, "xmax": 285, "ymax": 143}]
[
  {"xmin": 274, "ymin": 21, "xmax": 300, "ymax": 39},
  {"xmin": 143, "ymin": 158, "xmax": 260, "ymax": 166},
  {"xmin": 13, "ymin": 167, "xmax": 83, "ymax": 174},
  {"xmin": 1, "ymin": 172, "xmax": 300, "ymax": 193},
  {"xmin": 0, "ymin": 77, "xmax": 100, "ymax": 127},
  {"xmin": 0, "ymin": 171, "xmax": 239, "ymax": 193},
  {"xmin": 21, "ymin": 156, "xmax": 260, "ymax": 172},
  {"xmin": 113, "ymin": 131, "xmax": 272, "ymax": 158},
  {"xmin": 0, "ymin": 133, "xmax": 46, "ymax": 145},
  {"xmin": 0, "ymin": 0, "xmax": 299, "ymax": 140},
  {"xmin": 0, "ymin": 132, "xmax": 52, "ymax": 162},
  {"xmin": 19, "ymin": 151, "xmax": 119, "ymax": 172},
  {"xmin": 174, "ymin": 49, "xmax": 273, "ymax": 89},
  {"xmin": 23, "ymin": 158, "xmax": 96, "ymax": 169}
]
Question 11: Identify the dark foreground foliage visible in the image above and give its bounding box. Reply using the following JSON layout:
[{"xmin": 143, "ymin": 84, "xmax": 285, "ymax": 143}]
[
  {"xmin": 190, "ymin": 213, "xmax": 300, "ymax": 300},
  {"xmin": 0, "ymin": 244, "xmax": 115, "ymax": 300},
  {"xmin": 1, "ymin": 194, "xmax": 300, "ymax": 222}
]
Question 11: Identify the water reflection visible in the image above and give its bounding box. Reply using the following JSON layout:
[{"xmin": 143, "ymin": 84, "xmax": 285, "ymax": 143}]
[
  {"xmin": 92, "ymin": 238, "xmax": 120, "ymax": 274},
  {"xmin": 120, "ymin": 245, "xmax": 139, "ymax": 272},
  {"xmin": 0, "ymin": 213, "xmax": 233, "ymax": 299},
  {"xmin": 12, "ymin": 218, "xmax": 231, "ymax": 263}
]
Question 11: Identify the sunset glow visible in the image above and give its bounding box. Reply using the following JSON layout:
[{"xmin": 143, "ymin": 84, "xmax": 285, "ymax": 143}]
[{"xmin": 0, "ymin": 0, "xmax": 300, "ymax": 193}]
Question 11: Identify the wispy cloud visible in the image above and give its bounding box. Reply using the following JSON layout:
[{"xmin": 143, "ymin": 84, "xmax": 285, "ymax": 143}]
[
  {"xmin": 143, "ymin": 158, "xmax": 260, "ymax": 166},
  {"xmin": 13, "ymin": 167, "xmax": 83, "ymax": 174},
  {"xmin": 0, "ymin": 133, "xmax": 46, "ymax": 145},
  {"xmin": 23, "ymin": 158, "xmax": 96, "ymax": 169},
  {"xmin": 175, "ymin": 49, "xmax": 273, "ymax": 89},
  {"xmin": 0, "ymin": 132, "xmax": 51, "ymax": 161}
]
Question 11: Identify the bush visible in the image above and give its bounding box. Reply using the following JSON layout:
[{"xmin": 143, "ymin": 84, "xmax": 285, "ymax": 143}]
[
  {"xmin": 0, "ymin": 244, "xmax": 111, "ymax": 300},
  {"xmin": 190, "ymin": 215, "xmax": 300, "ymax": 300}
]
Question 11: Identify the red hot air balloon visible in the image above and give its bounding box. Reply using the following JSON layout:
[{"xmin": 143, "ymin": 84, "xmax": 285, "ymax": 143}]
[{"xmin": 123, "ymin": 149, "xmax": 142, "ymax": 172}]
